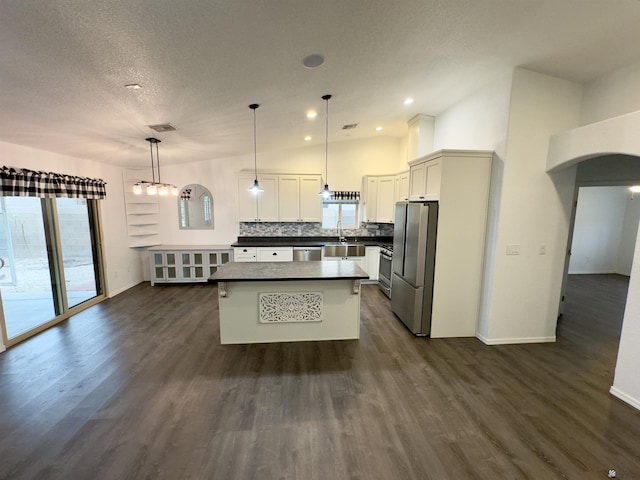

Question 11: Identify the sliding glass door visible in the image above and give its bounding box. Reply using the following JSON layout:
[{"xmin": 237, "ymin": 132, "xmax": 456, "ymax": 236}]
[
  {"xmin": 56, "ymin": 198, "xmax": 101, "ymax": 308},
  {"xmin": 0, "ymin": 197, "xmax": 104, "ymax": 346}
]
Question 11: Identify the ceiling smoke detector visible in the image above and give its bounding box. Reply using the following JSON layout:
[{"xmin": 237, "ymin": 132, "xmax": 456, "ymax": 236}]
[
  {"xmin": 342, "ymin": 123, "xmax": 359, "ymax": 130},
  {"xmin": 148, "ymin": 123, "xmax": 176, "ymax": 133}
]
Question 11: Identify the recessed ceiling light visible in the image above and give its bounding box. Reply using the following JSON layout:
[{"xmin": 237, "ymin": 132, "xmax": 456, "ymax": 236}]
[
  {"xmin": 375, "ymin": 126, "xmax": 383, "ymax": 131},
  {"xmin": 404, "ymin": 98, "xmax": 414, "ymax": 105},
  {"xmin": 302, "ymin": 54, "xmax": 325, "ymax": 69},
  {"xmin": 304, "ymin": 136, "xmax": 312, "ymax": 141},
  {"xmin": 306, "ymin": 111, "xmax": 317, "ymax": 119},
  {"xmin": 125, "ymin": 83, "xmax": 142, "ymax": 90}
]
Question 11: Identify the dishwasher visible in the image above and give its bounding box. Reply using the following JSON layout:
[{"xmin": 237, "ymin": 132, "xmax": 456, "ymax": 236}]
[{"xmin": 293, "ymin": 247, "xmax": 322, "ymax": 261}]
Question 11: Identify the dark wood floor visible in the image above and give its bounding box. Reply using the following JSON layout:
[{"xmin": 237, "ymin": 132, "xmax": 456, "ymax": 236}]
[{"xmin": 1, "ymin": 274, "xmax": 639, "ymax": 479}]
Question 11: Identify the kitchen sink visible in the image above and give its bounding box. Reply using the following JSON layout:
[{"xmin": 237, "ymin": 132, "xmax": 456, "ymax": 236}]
[{"xmin": 323, "ymin": 243, "xmax": 366, "ymax": 258}]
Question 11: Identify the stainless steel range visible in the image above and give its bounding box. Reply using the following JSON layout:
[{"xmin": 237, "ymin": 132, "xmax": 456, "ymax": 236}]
[{"xmin": 378, "ymin": 243, "xmax": 393, "ymax": 298}]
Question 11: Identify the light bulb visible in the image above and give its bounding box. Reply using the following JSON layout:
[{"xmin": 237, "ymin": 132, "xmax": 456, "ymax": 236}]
[
  {"xmin": 171, "ymin": 186, "xmax": 179, "ymax": 196},
  {"xmin": 146, "ymin": 184, "xmax": 158, "ymax": 195},
  {"xmin": 158, "ymin": 185, "xmax": 169, "ymax": 196},
  {"xmin": 319, "ymin": 184, "xmax": 332, "ymax": 199},
  {"xmin": 132, "ymin": 183, "xmax": 142, "ymax": 195},
  {"xmin": 248, "ymin": 179, "xmax": 264, "ymax": 195}
]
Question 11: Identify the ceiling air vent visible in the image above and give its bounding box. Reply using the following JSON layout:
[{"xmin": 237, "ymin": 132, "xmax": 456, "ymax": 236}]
[
  {"xmin": 342, "ymin": 123, "xmax": 359, "ymax": 130},
  {"xmin": 148, "ymin": 123, "xmax": 176, "ymax": 133}
]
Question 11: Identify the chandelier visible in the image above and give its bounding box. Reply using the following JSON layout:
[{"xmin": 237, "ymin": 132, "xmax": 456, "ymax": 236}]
[{"xmin": 132, "ymin": 137, "xmax": 178, "ymax": 196}]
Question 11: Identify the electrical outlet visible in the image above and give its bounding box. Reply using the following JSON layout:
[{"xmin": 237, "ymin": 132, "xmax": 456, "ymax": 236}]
[{"xmin": 506, "ymin": 244, "xmax": 520, "ymax": 255}]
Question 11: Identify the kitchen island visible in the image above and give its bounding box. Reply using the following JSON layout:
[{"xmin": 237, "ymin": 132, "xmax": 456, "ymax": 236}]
[{"xmin": 209, "ymin": 261, "xmax": 369, "ymax": 344}]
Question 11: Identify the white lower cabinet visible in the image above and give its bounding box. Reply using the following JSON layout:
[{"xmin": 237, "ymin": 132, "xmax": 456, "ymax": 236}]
[
  {"xmin": 150, "ymin": 246, "xmax": 233, "ymax": 285},
  {"xmin": 365, "ymin": 246, "xmax": 379, "ymax": 282},
  {"xmin": 256, "ymin": 247, "xmax": 293, "ymax": 262},
  {"xmin": 233, "ymin": 246, "xmax": 294, "ymax": 262},
  {"xmin": 233, "ymin": 247, "xmax": 257, "ymax": 262}
]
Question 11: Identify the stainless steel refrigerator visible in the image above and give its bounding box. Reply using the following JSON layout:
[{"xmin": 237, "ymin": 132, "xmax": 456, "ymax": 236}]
[{"xmin": 391, "ymin": 201, "xmax": 438, "ymax": 336}]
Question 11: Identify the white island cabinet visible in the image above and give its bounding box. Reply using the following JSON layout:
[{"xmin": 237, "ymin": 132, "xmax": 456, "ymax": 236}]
[
  {"xmin": 210, "ymin": 261, "xmax": 369, "ymax": 344},
  {"xmin": 149, "ymin": 245, "xmax": 232, "ymax": 285}
]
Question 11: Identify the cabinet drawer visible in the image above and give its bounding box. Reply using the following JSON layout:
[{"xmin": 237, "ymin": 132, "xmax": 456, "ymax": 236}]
[
  {"xmin": 256, "ymin": 247, "xmax": 293, "ymax": 262},
  {"xmin": 234, "ymin": 247, "xmax": 257, "ymax": 262}
]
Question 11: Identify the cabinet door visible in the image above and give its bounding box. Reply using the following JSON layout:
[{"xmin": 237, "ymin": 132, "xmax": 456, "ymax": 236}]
[
  {"xmin": 363, "ymin": 176, "xmax": 379, "ymax": 222},
  {"xmin": 364, "ymin": 246, "xmax": 380, "ymax": 281},
  {"xmin": 237, "ymin": 174, "xmax": 259, "ymax": 221},
  {"xmin": 424, "ymin": 160, "xmax": 442, "ymax": 200},
  {"xmin": 299, "ymin": 175, "xmax": 322, "ymax": 221},
  {"xmin": 377, "ymin": 176, "xmax": 395, "ymax": 223},
  {"xmin": 278, "ymin": 175, "xmax": 300, "ymax": 221},
  {"xmin": 409, "ymin": 162, "xmax": 427, "ymax": 201},
  {"xmin": 256, "ymin": 247, "xmax": 293, "ymax": 262},
  {"xmin": 152, "ymin": 252, "xmax": 178, "ymax": 283},
  {"xmin": 233, "ymin": 247, "xmax": 257, "ymax": 262},
  {"xmin": 395, "ymin": 171, "xmax": 410, "ymax": 202},
  {"xmin": 256, "ymin": 175, "xmax": 279, "ymax": 221},
  {"xmin": 180, "ymin": 251, "xmax": 206, "ymax": 281}
]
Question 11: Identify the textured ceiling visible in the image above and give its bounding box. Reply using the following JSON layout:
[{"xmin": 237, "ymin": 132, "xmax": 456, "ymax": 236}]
[{"xmin": 2, "ymin": 0, "xmax": 640, "ymax": 167}]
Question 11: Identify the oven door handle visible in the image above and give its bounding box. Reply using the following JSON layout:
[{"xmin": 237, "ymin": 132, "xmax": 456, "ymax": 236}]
[{"xmin": 380, "ymin": 252, "xmax": 392, "ymax": 261}]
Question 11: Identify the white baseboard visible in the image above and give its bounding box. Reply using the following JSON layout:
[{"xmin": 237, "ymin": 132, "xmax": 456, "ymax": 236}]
[
  {"xmin": 0, "ymin": 344, "xmax": 5, "ymax": 354},
  {"xmin": 108, "ymin": 280, "xmax": 144, "ymax": 298},
  {"xmin": 610, "ymin": 386, "xmax": 640, "ymax": 411},
  {"xmin": 476, "ymin": 333, "xmax": 556, "ymax": 345},
  {"xmin": 567, "ymin": 270, "xmax": 616, "ymax": 275}
]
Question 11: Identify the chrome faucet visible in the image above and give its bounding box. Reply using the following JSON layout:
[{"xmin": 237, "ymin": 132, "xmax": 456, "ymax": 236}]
[{"xmin": 337, "ymin": 220, "xmax": 346, "ymax": 244}]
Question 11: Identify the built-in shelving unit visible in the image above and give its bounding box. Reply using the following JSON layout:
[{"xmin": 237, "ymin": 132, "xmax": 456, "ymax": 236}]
[{"xmin": 122, "ymin": 169, "xmax": 161, "ymax": 248}]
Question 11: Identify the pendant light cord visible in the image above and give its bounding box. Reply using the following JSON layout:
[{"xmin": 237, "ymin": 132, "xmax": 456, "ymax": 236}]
[
  {"xmin": 323, "ymin": 94, "xmax": 331, "ymax": 185},
  {"xmin": 149, "ymin": 139, "xmax": 156, "ymax": 184},
  {"xmin": 253, "ymin": 107, "xmax": 258, "ymax": 178},
  {"xmin": 250, "ymin": 103, "xmax": 260, "ymax": 180},
  {"xmin": 155, "ymin": 141, "xmax": 161, "ymax": 183}
]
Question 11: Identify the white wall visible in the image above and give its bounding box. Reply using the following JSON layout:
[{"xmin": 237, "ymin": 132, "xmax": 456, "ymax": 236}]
[
  {"xmin": 0, "ymin": 140, "xmax": 141, "ymax": 297},
  {"xmin": 156, "ymin": 135, "xmax": 404, "ymax": 246},
  {"xmin": 618, "ymin": 192, "xmax": 640, "ymax": 276},
  {"xmin": 581, "ymin": 59, "xmax": 640, "ymax": 125},
  {"xmin": 611, "ymin": 224, "xmax": 640, "ymax": 410},
  {"xmin": 543, "ymin": 61, "xmax": 640, "ymax": 410},
  {"xmin": 433, "ymin": 73, "xmax": 512, "ymax": 158},
  {"xmin": 478, "ymin": 68, "xmax": 582, "ymax": 344},
  {"xmin": 569, "ymin": 186, "xmax": 628, "ymax": 274}
]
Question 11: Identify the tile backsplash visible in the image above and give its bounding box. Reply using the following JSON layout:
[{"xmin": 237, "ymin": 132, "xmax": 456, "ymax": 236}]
[{"xmin": 239, "ymin": 222, "xmax": 394, "ymax": 237}]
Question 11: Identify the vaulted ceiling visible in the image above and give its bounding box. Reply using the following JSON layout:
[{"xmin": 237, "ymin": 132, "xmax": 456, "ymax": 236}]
[{"xmin": 2, "ymin": 0, "xmax": 640, "ymax": 167}]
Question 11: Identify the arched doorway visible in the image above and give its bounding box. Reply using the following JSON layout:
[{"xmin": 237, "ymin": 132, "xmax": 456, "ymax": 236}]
[{"xmin": 549, "ymin": 116, "xmax": 640, "ymax": 411}]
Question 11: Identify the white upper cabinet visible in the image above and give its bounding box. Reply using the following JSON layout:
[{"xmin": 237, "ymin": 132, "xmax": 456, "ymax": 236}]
[
  {"xmin": 409, "ymin": 158, "xmax": 441, "ymax": 201},
  {"xmin": 376, "ymin": 175, "xmax": 395, "ymax": 223},
  {"xmin": 237, "ymin": 174, "xmax": 278, "ymax": 222},
  {"xmin": 362, "ymin": 176, "xmax": 379, "ymax": 223},
  {"xmin": 278, "ymin": 175, "xmax": 300, "ymax": 221},
  {"xmin": 362, "ymin": 175, "xmax": 395, "ymax": 223},
  {"xmin": 298, "ymin": 175, "xmax": 323, "ymax": 221},
  {"xmin": 238, "ymin": 173, "xmax": 321, "ymax": 222},
  {"xmin": 394, "ymin": 171, "xmax": 410, "ymax": 202},
  {"xmin": 278, "ymin": 175, "xmax": 322, "ymax": 222}
]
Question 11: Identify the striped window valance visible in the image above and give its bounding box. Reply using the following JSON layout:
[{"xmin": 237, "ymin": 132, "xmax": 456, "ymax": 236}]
[{"xmin": 0, "ymin": 166, "xmax": 107, "ymax": 199}]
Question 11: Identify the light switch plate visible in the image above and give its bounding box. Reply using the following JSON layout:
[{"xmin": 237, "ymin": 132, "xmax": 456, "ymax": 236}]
[{"xmin": 506, "ymin": 244, "xmax": 521, "ymax": 255}]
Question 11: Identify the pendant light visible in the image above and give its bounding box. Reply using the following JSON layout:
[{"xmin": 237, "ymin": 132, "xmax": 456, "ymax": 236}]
[
  {"xmin": 248, "ymin": 103, "xmax": 264, "ymax": 194},
  {"xmin": 319, "ymin": 94, "xmax": 332, "ymax": 199},
  {"xmin": 132, "ymin": 137, "xmax": 179, "ymax": 196}
]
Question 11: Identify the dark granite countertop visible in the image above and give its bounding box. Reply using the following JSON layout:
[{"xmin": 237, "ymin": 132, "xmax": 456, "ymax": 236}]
[
  {"xmin": 231, "ymin": 236, "xmax": 393, "ymax": 247},
  {"xmin": 209, "ymin": 261, "xmax": 369, "ymax": 282}
]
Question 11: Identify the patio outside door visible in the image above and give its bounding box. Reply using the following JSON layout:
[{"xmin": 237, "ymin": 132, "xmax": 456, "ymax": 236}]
[{"xmin": 0, "ymin": 196, "xmax": 104, "ymax": 346}]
